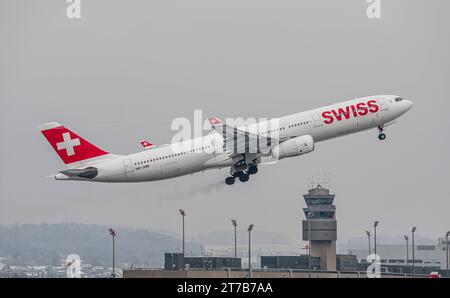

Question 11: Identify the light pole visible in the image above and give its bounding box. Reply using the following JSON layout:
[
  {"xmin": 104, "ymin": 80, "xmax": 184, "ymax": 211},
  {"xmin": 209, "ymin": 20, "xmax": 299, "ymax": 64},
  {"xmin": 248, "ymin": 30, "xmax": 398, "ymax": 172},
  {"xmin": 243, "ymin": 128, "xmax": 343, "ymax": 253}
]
[
  {"xmin": 108, "ymin": 228, "xmax": 116, "ymax": 278},
  {"xmin": 247, "ymin": 224, "xmax": 254, "ymax": 278},
  {"xmin": 365, "ymin": 231, "xmax": 371, "ymax": 257},
  {"xmin": 373, "ymin": 221, "xmax": 379, "ymax": 256},
  {"xmin": 307, "ymin": 212, "xmax": 312, "ymax": 278},
  {"xmin": 412, "ymin": 227, "xmax": 416, "ymax": 278},
  {"xmin": 446, "ymin": 231, "xmax": 449, "ymax": 277},
  {"xmin": 231, "ymin": 219, "xmax": 237, "ymax": 258},
  {"xmin": 179, "ymin": 209, "xmax": 186, "ymax": 256},
  {"xmin": 403, "ymin": 235, "xmax": 409, "ymax": 269}
]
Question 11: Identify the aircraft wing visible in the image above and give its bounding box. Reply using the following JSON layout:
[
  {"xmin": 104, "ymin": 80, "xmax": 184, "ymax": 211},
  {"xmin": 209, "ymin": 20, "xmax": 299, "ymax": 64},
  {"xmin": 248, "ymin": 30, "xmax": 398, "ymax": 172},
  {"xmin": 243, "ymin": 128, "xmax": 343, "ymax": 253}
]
[{"xmin": 208, "ymin": 117, "xmax": 278, "ymax": 156}]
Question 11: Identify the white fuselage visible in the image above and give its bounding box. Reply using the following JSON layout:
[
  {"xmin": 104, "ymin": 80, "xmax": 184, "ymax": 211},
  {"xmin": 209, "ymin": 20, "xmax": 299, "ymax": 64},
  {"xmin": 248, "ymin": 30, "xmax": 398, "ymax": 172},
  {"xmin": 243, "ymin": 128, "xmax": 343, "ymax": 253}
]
[{"xmin": 55, "ymin": 95, "xmax": 413, "ymax": 182}]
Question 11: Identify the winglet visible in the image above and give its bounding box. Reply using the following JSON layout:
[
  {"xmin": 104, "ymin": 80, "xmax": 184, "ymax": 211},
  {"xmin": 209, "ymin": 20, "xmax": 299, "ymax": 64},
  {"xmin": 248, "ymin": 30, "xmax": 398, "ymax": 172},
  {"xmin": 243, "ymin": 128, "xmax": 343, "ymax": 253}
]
[
  {"xmin": 208, "ymin": 117, "xmax": 223, "ymax": 128},
  {"xmin": 140, "ymin": 140, "xmax": 156, "ymax": 150}
]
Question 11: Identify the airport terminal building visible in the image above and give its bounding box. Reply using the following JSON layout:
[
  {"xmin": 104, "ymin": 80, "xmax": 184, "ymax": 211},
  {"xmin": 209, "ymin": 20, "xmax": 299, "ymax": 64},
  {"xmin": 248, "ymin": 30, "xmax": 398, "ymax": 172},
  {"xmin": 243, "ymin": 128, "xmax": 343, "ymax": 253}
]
[
  {"xmin": 123, "ymin": 185, "xmax": 449, "ymax": 278},
  {"xmin": 349, "ymin": 238, "xmax": 449, "ymax": 270}
]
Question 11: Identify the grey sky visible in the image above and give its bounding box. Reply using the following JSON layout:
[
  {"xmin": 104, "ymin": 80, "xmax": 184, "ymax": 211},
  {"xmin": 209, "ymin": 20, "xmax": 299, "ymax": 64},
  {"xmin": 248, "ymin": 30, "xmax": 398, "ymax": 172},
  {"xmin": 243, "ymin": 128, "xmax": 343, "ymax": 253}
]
[{"xmin": 1, "ymin": 0, "xmax": 449, "ymax": 247}]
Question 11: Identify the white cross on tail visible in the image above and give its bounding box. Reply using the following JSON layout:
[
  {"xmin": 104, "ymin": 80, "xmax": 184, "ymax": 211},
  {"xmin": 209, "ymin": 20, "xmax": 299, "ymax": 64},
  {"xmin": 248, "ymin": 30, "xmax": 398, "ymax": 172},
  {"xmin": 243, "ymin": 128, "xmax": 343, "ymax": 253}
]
[{"xmin": 57, "ymin": 132, "xmax": 80, "ymax": 156}]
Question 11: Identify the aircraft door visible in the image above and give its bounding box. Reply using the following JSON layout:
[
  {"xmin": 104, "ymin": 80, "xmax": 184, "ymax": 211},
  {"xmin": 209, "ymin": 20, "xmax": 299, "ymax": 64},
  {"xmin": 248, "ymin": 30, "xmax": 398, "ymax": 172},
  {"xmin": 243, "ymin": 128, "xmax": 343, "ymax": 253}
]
[
  {"xmin": 123, "ymin": 159, "xmax": 134, "ymax": 173},
  {"xmin": 374, "ymin": 97, "xmax": 389, "ymax": 124},
  {"xmin": 377, "ymin": 97, "xmax": 389, "ymax": 111},
  {"xmin": 312, "ymin": 114, "xmax": 323, "ymax": 127}
]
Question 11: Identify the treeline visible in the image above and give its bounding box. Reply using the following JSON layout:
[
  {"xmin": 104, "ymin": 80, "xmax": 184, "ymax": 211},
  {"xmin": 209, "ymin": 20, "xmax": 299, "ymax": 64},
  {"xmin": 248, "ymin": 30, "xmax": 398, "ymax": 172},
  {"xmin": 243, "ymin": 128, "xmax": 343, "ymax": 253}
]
[{"xmin": 0, "ymin": 223, "xmax": 201, "ymax": 267}]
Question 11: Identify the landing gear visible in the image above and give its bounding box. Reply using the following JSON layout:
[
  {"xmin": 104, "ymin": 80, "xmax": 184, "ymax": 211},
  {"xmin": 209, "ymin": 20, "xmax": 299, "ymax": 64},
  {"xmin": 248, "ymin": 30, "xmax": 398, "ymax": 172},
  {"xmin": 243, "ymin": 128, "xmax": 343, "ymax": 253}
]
[
  {"xmin": 233, "ymin": 171, "xmax": 244, "ymax": 178},
  {"xmin": 234, "ymin": 160, "xmax": 247, "ymax": 172},
  {"xmin": 238, "ymin": 173, "xmax": 250, "ymax": 182},
  {"xmin": 247, "ymin": 165, "xmax": 258, "ymax": 175},
  {"xmin": 225, "ymin": 172, "xmax": 249, "ymax": 184},
  {"xmin": 378, "ymin": 125, "xmax": 386, "ymax": 141},
  {"xmin": 225, "ymin": 176, "xmax": 235, "ymax": 185},
  {"xmin": 225, "ymin": 171, "xmax": 242, "ymax": 185},
  {"xmin": 378, "ymin": 133, "xmax": 386, "ymax": 140},
  {"xmin": 225, "ymin": 158, "xmax": 258, "ymax": 185}
]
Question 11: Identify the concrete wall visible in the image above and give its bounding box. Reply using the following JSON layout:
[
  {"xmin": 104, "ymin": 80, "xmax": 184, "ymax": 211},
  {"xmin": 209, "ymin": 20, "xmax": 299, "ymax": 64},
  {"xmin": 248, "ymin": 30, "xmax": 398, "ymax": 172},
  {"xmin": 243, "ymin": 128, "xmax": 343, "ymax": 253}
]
[
  {"xmin": 123, "ymin": 269, "xmax": 410, "ymax": 278},
  {"xmin": 302, "ymin": 220, "xmax": 337, "ymax": 241},
  {"xmin": 311, "ymin": 241, "xmax": 337, "ymax": 271}
]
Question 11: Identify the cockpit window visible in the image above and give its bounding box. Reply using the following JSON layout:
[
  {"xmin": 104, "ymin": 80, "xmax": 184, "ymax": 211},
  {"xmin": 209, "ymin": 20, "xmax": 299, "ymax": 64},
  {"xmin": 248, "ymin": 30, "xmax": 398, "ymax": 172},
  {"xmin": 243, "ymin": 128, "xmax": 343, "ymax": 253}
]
[{"xmin": 395, "ymin": 97, "xmax": 403, "ymax": 102}]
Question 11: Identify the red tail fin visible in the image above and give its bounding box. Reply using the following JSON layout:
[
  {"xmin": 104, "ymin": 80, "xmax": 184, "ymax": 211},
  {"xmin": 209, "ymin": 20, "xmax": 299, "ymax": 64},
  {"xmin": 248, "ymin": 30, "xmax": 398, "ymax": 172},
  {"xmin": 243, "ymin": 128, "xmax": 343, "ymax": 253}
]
[{"xmin": 40, "ymin": 122, "xmax": 108, "ymax": 166}]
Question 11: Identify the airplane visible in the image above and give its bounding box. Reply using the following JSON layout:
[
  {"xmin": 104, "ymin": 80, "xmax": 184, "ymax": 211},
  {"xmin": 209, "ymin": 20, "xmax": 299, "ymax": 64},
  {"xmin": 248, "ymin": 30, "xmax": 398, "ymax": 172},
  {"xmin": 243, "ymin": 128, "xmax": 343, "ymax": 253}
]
[{"xmin": 39, "ymin": 95, "xmax": 413, "ymax": 185}]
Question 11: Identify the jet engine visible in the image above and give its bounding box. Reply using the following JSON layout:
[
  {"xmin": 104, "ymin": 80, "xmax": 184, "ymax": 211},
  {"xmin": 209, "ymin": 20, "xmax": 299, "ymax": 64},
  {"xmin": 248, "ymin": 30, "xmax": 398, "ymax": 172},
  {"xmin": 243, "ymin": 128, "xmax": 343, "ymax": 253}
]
[{"xmin": 271, "ymin": 135, "xmax": 314, "ymax": 160}]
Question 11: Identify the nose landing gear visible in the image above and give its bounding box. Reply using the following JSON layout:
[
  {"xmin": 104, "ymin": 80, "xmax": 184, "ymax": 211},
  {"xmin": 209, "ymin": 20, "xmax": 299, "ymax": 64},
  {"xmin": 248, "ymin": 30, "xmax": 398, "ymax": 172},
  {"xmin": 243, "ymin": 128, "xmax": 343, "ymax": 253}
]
[{"xmin": 378, "ymin": 125, "xmax": 386, "ymax": 141}]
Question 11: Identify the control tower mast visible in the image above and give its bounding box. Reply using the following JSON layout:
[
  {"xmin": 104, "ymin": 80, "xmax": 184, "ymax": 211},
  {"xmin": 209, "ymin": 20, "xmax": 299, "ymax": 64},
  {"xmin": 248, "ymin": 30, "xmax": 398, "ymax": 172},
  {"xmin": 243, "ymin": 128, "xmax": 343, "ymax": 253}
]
[{"xmin": 302, "ymin": 184, "xmax": 337, "ymax": 271}]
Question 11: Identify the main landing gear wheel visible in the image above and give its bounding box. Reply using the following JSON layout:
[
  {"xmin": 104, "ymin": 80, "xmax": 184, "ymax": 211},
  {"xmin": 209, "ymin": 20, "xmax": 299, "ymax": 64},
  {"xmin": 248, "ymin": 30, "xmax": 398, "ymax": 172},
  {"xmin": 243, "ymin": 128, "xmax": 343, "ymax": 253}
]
[
  {"xmin": 239, "ymin": 173, "xmax": 250, "ymax": 182},
  {"xmin": 233, "ymin": 171, "xmax": 244, "ymax": 178},
  {"xmin": 247, "ymin": 165, "xmax": 258, "ymax": 175},
  {"xmin": 225, "ymin": 176, "xmax": 235, "ymax": 185}
]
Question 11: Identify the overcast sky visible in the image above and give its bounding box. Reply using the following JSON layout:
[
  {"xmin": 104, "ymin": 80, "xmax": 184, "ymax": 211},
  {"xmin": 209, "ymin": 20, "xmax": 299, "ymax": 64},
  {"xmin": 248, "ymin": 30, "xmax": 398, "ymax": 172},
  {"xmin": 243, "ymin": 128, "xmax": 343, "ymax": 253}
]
[{"xmin": 1, "ymin": 0, "xmax": 449, "ymax": 248}]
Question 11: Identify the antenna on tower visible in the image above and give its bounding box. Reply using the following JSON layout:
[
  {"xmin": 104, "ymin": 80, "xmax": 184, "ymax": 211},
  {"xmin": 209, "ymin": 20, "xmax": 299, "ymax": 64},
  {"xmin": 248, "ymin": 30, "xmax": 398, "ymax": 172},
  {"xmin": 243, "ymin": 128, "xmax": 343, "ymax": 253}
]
[
  {"xmin": 307, "ymin": 170, "xmax": 312, "ymax": 189},
  {"xmin": 308, "ymin": 170, "xmax": 332, "ymax": 189}
]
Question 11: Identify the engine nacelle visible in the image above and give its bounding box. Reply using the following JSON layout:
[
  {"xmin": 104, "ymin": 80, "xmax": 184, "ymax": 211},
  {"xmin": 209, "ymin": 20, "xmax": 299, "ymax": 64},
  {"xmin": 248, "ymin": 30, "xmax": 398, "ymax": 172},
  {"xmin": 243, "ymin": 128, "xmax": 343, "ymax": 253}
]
[{"xmin": 271, "ymin": 135, "xmax": 314, "ymax": 160}]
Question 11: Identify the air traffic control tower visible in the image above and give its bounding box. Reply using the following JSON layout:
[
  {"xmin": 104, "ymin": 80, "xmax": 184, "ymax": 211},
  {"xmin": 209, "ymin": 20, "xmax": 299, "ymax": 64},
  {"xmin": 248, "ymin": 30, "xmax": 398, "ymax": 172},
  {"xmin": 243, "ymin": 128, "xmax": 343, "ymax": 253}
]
[{"xmin": 302, "ymin": 185, "xmax": 337, "ymax": 271}]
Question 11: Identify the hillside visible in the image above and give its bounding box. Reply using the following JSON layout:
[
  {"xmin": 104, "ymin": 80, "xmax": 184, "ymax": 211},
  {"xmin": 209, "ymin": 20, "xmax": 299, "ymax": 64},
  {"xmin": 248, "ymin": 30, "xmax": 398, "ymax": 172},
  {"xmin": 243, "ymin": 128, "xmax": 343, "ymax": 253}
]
[{"xmin": 0, "ymin": 223, "xmax": 201, "ymax": 267}]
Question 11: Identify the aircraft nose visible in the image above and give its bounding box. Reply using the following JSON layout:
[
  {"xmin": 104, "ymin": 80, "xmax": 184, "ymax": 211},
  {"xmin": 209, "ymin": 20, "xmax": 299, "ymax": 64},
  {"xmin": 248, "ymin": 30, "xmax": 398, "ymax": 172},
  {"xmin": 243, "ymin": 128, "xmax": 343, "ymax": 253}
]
[{"xmin": 404, "ymin": 99, "xmax": 414, "ymax": 111}]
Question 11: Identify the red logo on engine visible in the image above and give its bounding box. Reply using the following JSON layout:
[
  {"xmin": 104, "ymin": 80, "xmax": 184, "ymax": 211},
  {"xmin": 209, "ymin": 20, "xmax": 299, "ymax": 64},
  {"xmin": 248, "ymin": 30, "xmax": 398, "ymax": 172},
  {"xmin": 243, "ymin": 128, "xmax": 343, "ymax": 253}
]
[{"xmin": 321, "ymin": 100, "xmax": 379, "ymax": 124}]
